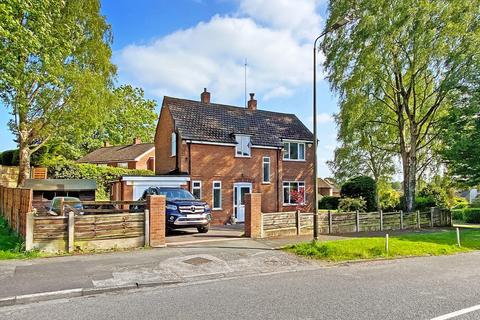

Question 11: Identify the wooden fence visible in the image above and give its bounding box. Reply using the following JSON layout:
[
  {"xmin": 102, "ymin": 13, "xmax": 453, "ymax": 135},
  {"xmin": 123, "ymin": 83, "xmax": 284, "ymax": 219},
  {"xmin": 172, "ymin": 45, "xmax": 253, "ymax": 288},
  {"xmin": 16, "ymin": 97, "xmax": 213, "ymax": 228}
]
[
  {"xmin": 262, "ymin": 208, "xmax": 451, "ymax": 238},
  {"xmin": 0, "ymin": 185, "xmax": 32, "ymax": 237},
  {"xmin": 27, "ymin": 200, "xmax": 148, "ymax": 253}
]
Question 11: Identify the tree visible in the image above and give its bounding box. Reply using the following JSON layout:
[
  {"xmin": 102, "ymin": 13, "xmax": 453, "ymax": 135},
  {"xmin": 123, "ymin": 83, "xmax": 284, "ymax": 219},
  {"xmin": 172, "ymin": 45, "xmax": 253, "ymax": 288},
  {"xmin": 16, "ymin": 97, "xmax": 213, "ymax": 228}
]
[
  {"xmin": 51, "ymin": 85, "xmax": 158, "ymax": 160},
  {"xmin": 440, "ymin": 87, "xmax": 480, "ymax": 186},
  {"xmin": 323, "ymin": 0, "xmax": 480, "ymax": 211},
  {"xmin": 0, "ymin": 0, "xmax": 116, "ymax": 185},
  {"xmin": 340, "ymin": 176, "xmax": 377, "ymax": 211}
]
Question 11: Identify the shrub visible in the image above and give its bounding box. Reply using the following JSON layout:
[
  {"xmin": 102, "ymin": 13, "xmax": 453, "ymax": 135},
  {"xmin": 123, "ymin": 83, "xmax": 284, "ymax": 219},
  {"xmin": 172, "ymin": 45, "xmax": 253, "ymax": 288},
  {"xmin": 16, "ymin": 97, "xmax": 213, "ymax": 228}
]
[
  {"xmin": 378, "ymin": 180, "xmax": 401, "ymax": 211},
  {"xmin": 47, "ymin": 161, "xmax": 154, "ymax": 199},
  {"xmin": 452, "ymin": 197, "xmax": 469, "ymax": 209},
  {"xmin": 470, "ymin": 198, "xmax": 480, "ymax": 208},
  {"xmin": 464, "ymin": 208, "xmax": 480, "ymax": 223},
  {"xmin": 338, "ymin": 197, "xmax": 367, "ymax": 212},
  {"xmin": 340, "ymin": 176, "xmax": 377, "ymax": 211},
  {"xmin": 418, "ymin": 185, "xmax": 449, "ymax": 208},
  {"xmin": 415, "ymin": 196, "xmax": 436, "ymax": 211},
  {"xmin": 451, "ymin": 209, "xmax": 465, "ymax": 221},
  {"xmin": 0, "ymin": 149, "xmax": 19, "ymax": 166},
  {"xmin": 318, "ymin": 196, "xmax": 339, "ymax": 210}
]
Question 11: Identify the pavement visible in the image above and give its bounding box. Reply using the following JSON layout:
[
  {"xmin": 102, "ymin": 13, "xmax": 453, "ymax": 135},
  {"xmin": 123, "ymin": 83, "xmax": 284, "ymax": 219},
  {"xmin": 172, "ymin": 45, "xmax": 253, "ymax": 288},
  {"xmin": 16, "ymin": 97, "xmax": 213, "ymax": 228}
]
[{"xmin": 2, "ymin": 251, "xmax": 480, "ymax": 319}]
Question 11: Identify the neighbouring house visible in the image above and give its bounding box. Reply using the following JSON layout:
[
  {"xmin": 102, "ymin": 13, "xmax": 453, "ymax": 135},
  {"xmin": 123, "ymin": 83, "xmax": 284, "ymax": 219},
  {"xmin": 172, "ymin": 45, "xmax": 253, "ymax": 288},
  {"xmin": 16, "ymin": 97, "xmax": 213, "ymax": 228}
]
[
  {"xmin": 154, "ymin": 88, "xmax": 314, "ymax": 225},
  {"xmin": 24, "ymin": 179, "xmax": 96, "ymax": 211},
  {"xmin": 77, "ymin": 138, "xmax": 155, "ymax": 171},
  {"xmin": 459, "ymin": 188, "xmax": 479, "ymax": 203},
  {"xmin": 318, "ymin": 177, "xmax": 340, "ymax": 197}
]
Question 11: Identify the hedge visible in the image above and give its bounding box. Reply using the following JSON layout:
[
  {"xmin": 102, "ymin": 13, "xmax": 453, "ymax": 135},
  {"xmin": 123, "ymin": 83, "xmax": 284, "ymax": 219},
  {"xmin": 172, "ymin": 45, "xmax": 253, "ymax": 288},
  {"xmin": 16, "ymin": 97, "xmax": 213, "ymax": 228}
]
[
  {"xmin": 48, "ymin": 161, "xmax": 154, "ymax": 199},
  {"xmin": 340, "ymin": 176, "xmax": 377, "ymax": 212},
  {"xmin": 318, "ymin": 196, "xmax": 339, "ymax": 210},
  {"xmin": 451, "ymin": 208, "xmax": 480, "ymax": 223},
  {"xmin": 0, "ymin": 150, "xmax": 19, "ymax": 166}
]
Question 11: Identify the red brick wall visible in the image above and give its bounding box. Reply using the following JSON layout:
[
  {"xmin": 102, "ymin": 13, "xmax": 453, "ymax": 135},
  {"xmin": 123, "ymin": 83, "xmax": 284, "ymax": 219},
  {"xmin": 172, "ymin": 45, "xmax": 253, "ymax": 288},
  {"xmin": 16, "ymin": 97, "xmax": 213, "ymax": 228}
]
[
  {"xmin": 147, "ymin": 195, "xmax": 166, "ymax": 247},
  {"xmin": 155, "ymin": 107, "xmax": 177, "ymax": 174},
  {"xmin": 245, "ymin": 193, "xmax": 262, "ymax": 238}
]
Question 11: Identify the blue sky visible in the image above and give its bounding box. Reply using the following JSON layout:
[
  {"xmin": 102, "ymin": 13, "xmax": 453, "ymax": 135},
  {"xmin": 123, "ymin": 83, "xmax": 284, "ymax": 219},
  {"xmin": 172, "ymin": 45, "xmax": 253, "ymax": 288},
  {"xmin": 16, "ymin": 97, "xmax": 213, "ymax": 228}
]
[{"xmin": 0, "ymin": 0, "xmax": 339, "ymax": 177}]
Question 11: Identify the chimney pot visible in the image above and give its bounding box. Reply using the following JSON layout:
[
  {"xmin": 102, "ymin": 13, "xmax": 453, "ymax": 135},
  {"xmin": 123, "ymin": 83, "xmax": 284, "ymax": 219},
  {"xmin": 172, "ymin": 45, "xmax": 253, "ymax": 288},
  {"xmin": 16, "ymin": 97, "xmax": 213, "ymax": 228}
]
[
  {"xmin": 201, "ymin": 88, "xmax": 211, "ymax": 103},
  {"xmin": 247, "ymin": 92, "xmax": 257, "ymax": 110},
  {"xmin": 133, "ymin": 137, "xmax": 142, "ymax": 144}
]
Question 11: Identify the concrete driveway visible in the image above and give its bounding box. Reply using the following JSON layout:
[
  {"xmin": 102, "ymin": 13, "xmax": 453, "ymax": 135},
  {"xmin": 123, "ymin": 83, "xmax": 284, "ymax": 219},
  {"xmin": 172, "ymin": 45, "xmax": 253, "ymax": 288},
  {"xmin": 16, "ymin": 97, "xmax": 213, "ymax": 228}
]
[{"xmin": 166, "ymin": 224, "xmax": 244, "ymax": 246}]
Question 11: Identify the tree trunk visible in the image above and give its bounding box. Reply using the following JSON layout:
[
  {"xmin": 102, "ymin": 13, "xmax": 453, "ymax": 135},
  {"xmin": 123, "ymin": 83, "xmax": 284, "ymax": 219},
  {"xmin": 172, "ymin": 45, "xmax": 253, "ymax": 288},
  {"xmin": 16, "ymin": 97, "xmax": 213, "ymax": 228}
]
[{"xmin": 17, "ymin": 135, "xmax": 31, "ymax": 187}]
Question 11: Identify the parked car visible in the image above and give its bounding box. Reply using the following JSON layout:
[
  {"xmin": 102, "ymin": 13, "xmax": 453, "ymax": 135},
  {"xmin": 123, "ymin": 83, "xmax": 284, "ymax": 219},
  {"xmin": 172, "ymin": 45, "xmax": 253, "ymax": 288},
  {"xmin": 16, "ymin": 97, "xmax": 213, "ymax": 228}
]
[
  {"xmin": 138, "ymin": 187, "xmax": 211, "ymax": 233},
  {"xmin": 49, "ymin": 196, "xmax": 84, "ymax": 215}
]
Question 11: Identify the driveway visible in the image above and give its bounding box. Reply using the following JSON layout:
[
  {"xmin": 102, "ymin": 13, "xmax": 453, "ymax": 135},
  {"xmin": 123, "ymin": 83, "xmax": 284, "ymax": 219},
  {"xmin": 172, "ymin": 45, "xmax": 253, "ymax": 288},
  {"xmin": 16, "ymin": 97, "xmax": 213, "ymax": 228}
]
[{"xmin": 166, "ymin": 224, "xmax": 244, "ymax": 246}]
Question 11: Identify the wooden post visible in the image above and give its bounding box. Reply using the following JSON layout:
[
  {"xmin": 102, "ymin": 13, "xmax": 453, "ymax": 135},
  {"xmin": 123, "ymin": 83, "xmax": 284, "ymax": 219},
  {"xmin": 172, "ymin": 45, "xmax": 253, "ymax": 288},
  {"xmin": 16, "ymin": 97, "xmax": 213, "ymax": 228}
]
[
  {"xmin": 144, "ymin": 209, "xmax": 150, "ymax": 247},
  {"xmin": 15, "ymin": 208, "xmax": 20, "ymax": 233},
  {"xmin": 385, "ymin": 234, "xmax": 389, "ymax": 255},
  {"xmin": 328, "ymin": 210, "xmax": 332, "ymax": 234},
  {"xmin": 400, "ymin": 210, "xmax": 404, "ymax": 230},
  {"xmin": 456, "ymin": 228, "xmax": 461, "ymax": 247},
  {"xmin": 59, "ymin": 197, "xmax": 65, "ymax": 216},
  {"xmin": 25, "ymin": 212, "xmax": 34, "ymax": 251},
  {"xmin": 295, "ymin": 210, "xmax": 300, "ymax": 235},
  {"xmin": 416, "ymin": 210, "xmax": 420, "ymax": 229},
  {"xmin": 355, "ymin": 210, "xmax": 360, "ymax": 232},
  {"xmin": 430, "ymin": 207, "xmax": 434, "ymax": 228},
  {"xmin": 68, "ymin": 211, "xmax": 75, "ymax": 253},
  {"xmin": 380, "ymin": 210, "xmax": 383, "ymax": 231}
]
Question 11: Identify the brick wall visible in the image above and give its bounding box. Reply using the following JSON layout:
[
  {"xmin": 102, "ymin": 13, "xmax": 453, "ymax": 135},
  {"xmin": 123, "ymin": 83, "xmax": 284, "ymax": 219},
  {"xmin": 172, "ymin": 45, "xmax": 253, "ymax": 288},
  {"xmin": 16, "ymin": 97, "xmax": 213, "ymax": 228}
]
[
  {"xmin": 155, "ymin": 107, "xmax": 177, "ymax": 174},
  {"xmin": 147, "ymin": 195, "xmax": 166, "ymax": 247}
]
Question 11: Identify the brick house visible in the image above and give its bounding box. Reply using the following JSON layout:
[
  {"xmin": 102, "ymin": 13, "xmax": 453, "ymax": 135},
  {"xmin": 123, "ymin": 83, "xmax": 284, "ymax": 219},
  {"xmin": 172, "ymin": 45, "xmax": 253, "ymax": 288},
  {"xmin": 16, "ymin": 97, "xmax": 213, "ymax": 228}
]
[
  {"xmin": 78, "ymin": 138, "xmax": 155, "ymax": 171},
  {"xmin": 155, "ymin": 89, "xmax": 314, "ymax": 225}
]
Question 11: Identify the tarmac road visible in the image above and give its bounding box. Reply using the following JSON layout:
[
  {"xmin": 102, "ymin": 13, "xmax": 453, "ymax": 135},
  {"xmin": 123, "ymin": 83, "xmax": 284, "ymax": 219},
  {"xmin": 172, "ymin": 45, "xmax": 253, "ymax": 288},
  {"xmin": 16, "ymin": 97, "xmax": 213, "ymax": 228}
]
[{"xmin": 2, "ymin": 251, "xmax": 480, "ymax": 320}]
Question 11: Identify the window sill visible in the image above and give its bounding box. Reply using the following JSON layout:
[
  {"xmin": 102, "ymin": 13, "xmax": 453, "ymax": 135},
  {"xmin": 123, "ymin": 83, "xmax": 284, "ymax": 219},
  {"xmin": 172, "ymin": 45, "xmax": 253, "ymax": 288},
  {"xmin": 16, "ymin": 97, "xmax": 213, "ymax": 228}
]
[
  {"xmin": 212, "ymin": 208, "xmax": 223, "ymax": 211},
  {"xmin": 261, "ymin": 182, "xmax": 271, "ymax": 185},
  {"xmin": 283, "ymin": 159, "xmax": 306, "ymax": 162},
  {"xmin": 235, "ymin": 155, "xmax": 251, "ymax": 158},
  {"xmin": 282, "ymin": 203, "xmax": 305, "ymax": 207}
]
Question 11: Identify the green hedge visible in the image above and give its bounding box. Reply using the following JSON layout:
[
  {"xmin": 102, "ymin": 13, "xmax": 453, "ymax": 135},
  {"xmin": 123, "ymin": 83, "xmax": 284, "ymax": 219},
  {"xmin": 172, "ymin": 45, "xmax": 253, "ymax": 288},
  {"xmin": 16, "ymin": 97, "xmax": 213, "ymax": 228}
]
[
  {"xmin": 340, "ymin": 176, "xmax": 377, "ymax": 212},
  {"xmin": 319, "ymin": 196, "xmax": 340, "ymax": 210},
  {"xmin": 0, "ymin": 150, "xmax": 19, "ymax": 166},
  {"xmin": 451, "ymin": 208, "xmax": 480, "ymax": 223},
  {"xmin": 48, "ymin": 161, "xmax": 154, "ymax": 199}
]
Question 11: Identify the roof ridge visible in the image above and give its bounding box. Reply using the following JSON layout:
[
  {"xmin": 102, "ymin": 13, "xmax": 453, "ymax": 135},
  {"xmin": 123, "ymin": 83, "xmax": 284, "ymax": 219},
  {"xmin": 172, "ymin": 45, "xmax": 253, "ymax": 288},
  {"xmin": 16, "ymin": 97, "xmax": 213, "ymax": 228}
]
[{"xmin": 164, "ymin": 96, "xmax": 297, "ymax": 116}]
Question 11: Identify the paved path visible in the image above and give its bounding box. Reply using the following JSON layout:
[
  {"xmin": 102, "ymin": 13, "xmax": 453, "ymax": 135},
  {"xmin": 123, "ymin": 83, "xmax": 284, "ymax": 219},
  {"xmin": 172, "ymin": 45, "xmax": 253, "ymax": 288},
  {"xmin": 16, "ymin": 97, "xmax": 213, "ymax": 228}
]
[{"xmin": 2, "ymin": 252, "xmax": 480, "ymax": 319}]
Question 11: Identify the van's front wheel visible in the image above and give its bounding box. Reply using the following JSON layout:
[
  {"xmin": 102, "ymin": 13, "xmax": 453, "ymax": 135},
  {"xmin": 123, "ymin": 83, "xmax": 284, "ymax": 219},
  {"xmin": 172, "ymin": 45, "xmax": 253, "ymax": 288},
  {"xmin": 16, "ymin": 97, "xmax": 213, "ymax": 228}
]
[{"xmin": 197, "ymin": 225, "xmax": 209, "ymax": 233}]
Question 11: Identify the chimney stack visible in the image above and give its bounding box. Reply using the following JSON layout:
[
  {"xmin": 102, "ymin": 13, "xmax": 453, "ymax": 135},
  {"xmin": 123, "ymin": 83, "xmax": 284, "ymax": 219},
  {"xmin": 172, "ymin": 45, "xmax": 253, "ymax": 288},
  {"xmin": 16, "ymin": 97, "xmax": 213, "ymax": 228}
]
[
  {"xmin": 133, "ymin": 137, "xmax": 142, "ymax": 145},
  {"xmin": 201, "ymin": 88, "xmax": 210, "ymax": 103},
  {"xmin": 247, "ymin": 93, "xmax": 257, "ymax": 110}
]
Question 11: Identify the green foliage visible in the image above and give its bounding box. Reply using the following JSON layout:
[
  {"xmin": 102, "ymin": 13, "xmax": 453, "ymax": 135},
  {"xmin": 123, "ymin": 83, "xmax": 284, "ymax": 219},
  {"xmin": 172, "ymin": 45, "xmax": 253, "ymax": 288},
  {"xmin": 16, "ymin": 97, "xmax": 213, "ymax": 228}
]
[
  {"xmin": 47, "ymin": 161, "xmax": 154, "ymax": 199},
  {"xmin": 51, "ymin": 84, "xmax": 158, "ymax": 160},
  {"xmin": 464, "ymin": 209, "xmax": 480, "ymax": 223},
  {"xmin": 318, "ymin": 196, "xmax": 340, "ymax": 210},
  {"xmin": 0, "ymin": 217, "xmax": 42, "ymax": 260},
  {"xmin": 0, "ymin": 150, "xmax": 19, "ymax": 166},
  {"xmin": 414, "ymin": 196, "xmax": 436, "ymax": 211},
  {"xmin": 338, "ymin": 197, "xmax": 367, "ymax": 212},
  {"xmin": 0, "ymin": 0, "xmax": 116, "ymax": 184},
  {"xmin": 323, "ymin": 0, "xmax": 480, "ymax": 212},
  {"xmin": 418, "ymin": 185, "xmax": 449, "ymax": 208},
  {"xmin": 470, "ymin": 198, "xmax": 480, "ymax": 209},
  {"xmin": 452, "ymin": 197, "xmax": 470, "ymax": 209},
  {"xmin": 378, "ymin": 180, "xmax": 401, "ymax": 211},
  {"xmin": 451, "ymin": 209, "xmax": 465, "ymax": 221},
  {"xmin": 340, "ymin": 176, "xmax": 377, "ymax": 211}
]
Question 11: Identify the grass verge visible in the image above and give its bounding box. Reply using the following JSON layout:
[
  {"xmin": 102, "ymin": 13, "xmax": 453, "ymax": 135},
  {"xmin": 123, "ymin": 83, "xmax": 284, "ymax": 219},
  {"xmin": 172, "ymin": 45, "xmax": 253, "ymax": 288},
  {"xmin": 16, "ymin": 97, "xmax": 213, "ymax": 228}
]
[
  {"xmin": 0, "ymin": 216, "xmax": 43, "ymax": 260},
  {"xmin": 284, "ymin": 229, "xmax": 480, "ymax": 262}
]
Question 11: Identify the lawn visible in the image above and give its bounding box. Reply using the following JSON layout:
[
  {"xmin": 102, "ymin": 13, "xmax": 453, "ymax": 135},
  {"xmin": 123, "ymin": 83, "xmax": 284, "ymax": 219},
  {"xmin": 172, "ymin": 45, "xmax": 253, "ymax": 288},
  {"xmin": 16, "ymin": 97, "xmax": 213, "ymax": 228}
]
[
  {"xmin": 0, "ymin": 216, "xmax": 42, "ymax": 260},
  {"xmin": 284, "ymin": 229, "xmax": 480, "ymax": 262}
]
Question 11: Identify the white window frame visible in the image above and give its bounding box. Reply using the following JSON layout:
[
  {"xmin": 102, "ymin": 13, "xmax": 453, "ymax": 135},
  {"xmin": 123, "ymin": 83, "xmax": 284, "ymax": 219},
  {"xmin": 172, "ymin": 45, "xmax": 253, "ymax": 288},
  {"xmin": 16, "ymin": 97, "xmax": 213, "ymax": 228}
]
[
  {"xmin": 97, "ymin": 163, "xmax": 108, "ymax": 167},
  {"xmin": 171, "ymin": 132, "xmax": 177, "ymax": 156},
  {"xmin": 117, "ymin": 162, "xmax": 129, "ymax": 168},
  {"xmin": 192, "ymin": 181, "xmax": 202, "ymax": 199},
  {"xmin": 283, "ymin": 141, "xmax": 305, "ymax": 161},
  {"xmin": 235, "ymin": 135, "xmax": 251, "ymax": 157},
  {"xmin": 212, "ymin": 181, "xmax": 222, "ymax": 210},
  {"xmin": 262, "ymin": 157, "xmax": 271, "ymax": 183},
  {"xmin": 282, "ymin": 181, "xmax": 306, "ymax": 205}
]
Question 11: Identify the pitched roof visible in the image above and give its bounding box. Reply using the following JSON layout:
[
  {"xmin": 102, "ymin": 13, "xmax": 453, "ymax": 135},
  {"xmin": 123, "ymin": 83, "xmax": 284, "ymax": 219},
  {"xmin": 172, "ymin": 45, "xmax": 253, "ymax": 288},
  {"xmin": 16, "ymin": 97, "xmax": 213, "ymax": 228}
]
[
  {"xmin": 77, "ymin": 143, "xmax": 154, "ymax": 164},
  {"xmin": 164, "ymin": 97, "xmax": 313, "ymax": 147},
  {"xmin": 317, "ymin": 177, "xmax": 334, "ymax": 189}
]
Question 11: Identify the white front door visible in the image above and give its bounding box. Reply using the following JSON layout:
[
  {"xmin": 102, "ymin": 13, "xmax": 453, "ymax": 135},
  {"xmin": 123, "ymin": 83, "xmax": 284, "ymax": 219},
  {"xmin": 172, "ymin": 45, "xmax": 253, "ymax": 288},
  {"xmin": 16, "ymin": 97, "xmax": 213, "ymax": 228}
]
[{"xmin": 233, "ymin": 183, "xmax": 252, "ymax": 222}]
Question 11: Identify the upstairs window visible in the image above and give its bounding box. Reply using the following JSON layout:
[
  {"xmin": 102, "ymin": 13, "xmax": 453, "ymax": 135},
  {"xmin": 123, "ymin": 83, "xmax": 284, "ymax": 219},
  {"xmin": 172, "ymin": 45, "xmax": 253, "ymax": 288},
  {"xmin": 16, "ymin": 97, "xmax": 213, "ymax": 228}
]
[
  {"xmin": 235, "ymin": 135, "xmax": 251, "ymax": 157},
  {"xmin": 171, "ymin": 132, "xmax": 177, "ymax": 156},
  {"xmin": 283, "ymin": 142, "xmax": 305, "ymax": 161},
  {"xmin": 262, "ymin": 157, "xmax": 270, "ymax": 183}
]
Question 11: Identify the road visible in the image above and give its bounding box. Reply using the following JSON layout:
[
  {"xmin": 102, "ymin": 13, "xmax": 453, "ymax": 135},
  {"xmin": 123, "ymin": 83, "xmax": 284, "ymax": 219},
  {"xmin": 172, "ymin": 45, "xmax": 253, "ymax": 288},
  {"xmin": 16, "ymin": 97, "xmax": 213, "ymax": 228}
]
[{"xmin": 1, "ymin": 252, "xmax": 480, "ymax": 320}]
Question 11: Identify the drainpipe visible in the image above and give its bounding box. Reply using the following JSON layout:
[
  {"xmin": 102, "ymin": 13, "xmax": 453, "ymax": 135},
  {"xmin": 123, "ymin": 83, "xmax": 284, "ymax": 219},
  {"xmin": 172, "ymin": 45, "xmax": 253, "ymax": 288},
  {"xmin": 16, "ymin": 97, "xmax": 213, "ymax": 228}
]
[{"xmin": 276, "ymin": 148, "xmax": 280, "ymax": 212}]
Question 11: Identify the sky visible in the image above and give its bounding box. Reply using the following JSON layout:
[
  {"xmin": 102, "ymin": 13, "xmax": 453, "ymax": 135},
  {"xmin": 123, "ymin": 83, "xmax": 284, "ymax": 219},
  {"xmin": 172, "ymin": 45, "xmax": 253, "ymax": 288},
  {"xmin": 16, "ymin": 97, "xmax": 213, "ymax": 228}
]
[{"xmin": 0, "ymin": 0, "xmax": 339, "ymax": 177}]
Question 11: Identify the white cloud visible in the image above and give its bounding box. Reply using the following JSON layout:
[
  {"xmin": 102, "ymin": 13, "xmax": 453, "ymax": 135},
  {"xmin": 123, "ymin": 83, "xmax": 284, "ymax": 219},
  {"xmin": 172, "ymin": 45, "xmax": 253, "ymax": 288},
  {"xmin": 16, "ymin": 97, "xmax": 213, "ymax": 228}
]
[
  {"xmin": 115, "ymin": 1, "xmax": 325, "ymax": 104},
  {"xmin": 239, "ymin": 0, "xmax": 323, "ymax": 42}
]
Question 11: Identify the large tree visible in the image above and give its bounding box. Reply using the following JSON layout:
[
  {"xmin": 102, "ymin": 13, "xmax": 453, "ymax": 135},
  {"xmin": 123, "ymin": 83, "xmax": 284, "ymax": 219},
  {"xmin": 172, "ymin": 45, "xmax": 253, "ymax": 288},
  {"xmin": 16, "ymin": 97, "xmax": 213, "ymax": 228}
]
[
  {"xmin": 0, "ymin": 0, "xmax": 115, "ymax": 185},
  {"xmin": 323, "ymin": 0, "xmax": 480, "ymax": 211}
]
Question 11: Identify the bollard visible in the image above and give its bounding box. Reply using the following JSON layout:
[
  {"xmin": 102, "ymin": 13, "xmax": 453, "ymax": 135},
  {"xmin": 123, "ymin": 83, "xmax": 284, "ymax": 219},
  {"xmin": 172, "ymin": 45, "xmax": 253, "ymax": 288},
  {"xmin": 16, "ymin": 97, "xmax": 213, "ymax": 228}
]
[
  {"xmin": 385, "ymin": 233, "xmax": 389, "ymax": 255},
  {"xmin": 456, "ymin": 228, "xmax": 461, "ymax": 247}
]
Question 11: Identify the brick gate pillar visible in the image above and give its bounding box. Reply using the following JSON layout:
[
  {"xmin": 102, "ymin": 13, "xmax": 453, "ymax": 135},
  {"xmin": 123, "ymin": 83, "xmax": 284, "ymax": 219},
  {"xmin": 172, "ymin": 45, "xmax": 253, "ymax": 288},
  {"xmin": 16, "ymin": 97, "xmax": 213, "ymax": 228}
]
[
  {"xmin": 245, "ymin": 193, "xmax": 262, "ymax": 238},
  {"xmin": 147, "ymin": 195, "xmax": 166, "ymax": 247}
]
